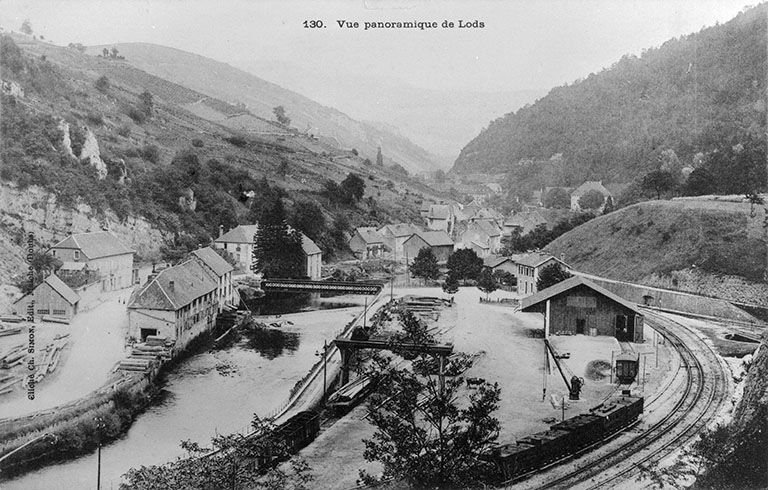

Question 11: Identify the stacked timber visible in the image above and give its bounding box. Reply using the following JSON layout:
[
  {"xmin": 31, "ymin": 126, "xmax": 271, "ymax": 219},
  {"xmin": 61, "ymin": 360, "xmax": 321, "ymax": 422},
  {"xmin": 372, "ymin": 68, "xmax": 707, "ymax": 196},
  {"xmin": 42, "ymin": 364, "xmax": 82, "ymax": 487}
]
[
  {"xmin": 0, "ymin": 315, "xmax": 24, "ymax": 323},
  {"xmin": 327, "ymin": 376, "xmax": 374, "ymax": 413},
  {"xmin": 0, "ymin": 323, "xmax": 23, "ymax": 337},
  {"xmin": 403, "ymin": 296, "xmax": 446, "ymax": 321},
  {"xmin": 0, "ymin": 374, "xmax": 22, "ymax": 395},
  {"xmin": 1, "ymin": 345, "xmax": 27, "ymax": 369},
  {"xmin": 42, "ymin": 316, "xmax": 70, "ymax": 325},
  {"xmin": 118, "ymin": 336, "xmax": 171, "ymax": 373}
]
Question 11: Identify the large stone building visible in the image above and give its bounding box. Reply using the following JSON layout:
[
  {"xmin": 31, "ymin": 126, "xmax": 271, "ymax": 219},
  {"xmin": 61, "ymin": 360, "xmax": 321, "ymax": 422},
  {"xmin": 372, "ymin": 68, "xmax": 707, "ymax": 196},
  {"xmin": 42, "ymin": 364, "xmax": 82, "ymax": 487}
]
[
  {"xmin": 50, "ymin": 231, "xmax": 134, "ymax": 291},
  {"xmin": 189, "ymin": 247, "xmax": 237, "ymax": 312},
  {"xmin": 127, "ymin": 258, "xmax": 219, "ymax": 351},
  {"xmin": 378, "ymin": 223, "xmax": 421, "ymax": 262},
  {"xmin": 513, "ymin": 252, "xmax": 569, "ymax": 296},
  {"xmin": 214, "ymin": 225, "xmax": 322, "ymax": 279},
  {"xmin": 348, "ymin": 227, "xmax": 387, "ymax": 260},
  {"xmin": 520, "ymin": 276, "xmax": 644, "ymax": 342}
]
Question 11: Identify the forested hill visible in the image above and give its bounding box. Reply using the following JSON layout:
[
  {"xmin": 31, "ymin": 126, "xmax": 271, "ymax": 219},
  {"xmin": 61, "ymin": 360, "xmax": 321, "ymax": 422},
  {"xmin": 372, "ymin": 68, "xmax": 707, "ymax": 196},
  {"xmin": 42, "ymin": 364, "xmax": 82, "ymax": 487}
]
[{"xmin": 451, "ymin": 5, "xmax": 767, "ymax": 182}]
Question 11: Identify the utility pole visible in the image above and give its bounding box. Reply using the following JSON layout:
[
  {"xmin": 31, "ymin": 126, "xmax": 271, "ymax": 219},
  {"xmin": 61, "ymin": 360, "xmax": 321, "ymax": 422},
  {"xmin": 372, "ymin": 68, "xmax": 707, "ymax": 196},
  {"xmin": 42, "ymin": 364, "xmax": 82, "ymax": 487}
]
[{"xmin": 363, "ymin": 297, "xmax": 368, "ymax": 328}]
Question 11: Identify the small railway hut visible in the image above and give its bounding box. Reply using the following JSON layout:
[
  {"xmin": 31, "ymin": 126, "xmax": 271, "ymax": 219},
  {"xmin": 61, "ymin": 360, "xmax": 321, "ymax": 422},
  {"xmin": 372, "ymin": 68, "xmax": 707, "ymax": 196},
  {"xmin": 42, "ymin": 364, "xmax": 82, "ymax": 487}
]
[{"xmin": 520, "ymin": 277, "xmax": 644, "ymax": 342}]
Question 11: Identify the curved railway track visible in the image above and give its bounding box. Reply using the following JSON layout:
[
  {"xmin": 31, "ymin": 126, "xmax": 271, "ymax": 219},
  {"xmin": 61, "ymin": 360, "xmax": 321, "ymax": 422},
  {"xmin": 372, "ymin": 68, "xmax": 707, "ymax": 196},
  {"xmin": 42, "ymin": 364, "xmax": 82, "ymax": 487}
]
[{"xmin": 515, "ymin": 310, "xmax": 729, "ymax": 489}]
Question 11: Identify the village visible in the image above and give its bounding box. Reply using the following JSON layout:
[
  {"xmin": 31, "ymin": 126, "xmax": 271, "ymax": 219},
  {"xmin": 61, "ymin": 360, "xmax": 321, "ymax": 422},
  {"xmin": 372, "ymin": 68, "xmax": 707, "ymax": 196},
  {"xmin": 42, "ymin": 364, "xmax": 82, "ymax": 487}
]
[{"xmin": 0, "ymin": 176, "xmax": 749, "ymax": 489}]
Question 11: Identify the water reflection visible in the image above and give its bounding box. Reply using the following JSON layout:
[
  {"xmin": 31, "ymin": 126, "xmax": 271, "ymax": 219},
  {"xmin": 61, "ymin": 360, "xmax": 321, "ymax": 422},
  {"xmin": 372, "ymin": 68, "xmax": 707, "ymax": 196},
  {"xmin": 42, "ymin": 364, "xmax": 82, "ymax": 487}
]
[{"xmin": 243, "ymin": 328, "xmax": 300, "ymax": 360}]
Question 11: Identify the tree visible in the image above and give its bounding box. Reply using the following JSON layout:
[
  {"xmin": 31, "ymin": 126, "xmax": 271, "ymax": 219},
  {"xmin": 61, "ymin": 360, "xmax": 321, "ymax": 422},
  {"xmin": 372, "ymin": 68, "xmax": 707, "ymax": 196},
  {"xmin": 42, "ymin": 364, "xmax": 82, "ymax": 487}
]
[
  {"xmin": 291, "ymin": 200, "xmax": 325, "ymax": 241},
  {"xmin": 273, "ymin": 106, "xmax": 290, "ymax": 126},
  {"xmin": 138, "ymin": 91, "xmax": 154, "ymax": 118},
  {"xmin": 277, "ymin": 158, "xmax": 289, "ymax": 179},
  {"xmin": 442, "ymin": 273, "xmax": 459, "ymax": 295},
  {"xmin": 641, "ymin": 170, "xmax": 678, "ymax": 199},
  {"xmin": 110, "ymin": 46, "xmax": 119, "ymax": 59},
  {"xmin": 121, "ymin": 415, "xmax": 313, "ymax": 489},
  {"xmin": 253, "ymin": 197, "xmax": 306, "ymax": 278},
  {"xmin": 492, "ymin": 269, "xmax": 516, "ymax": 288},
  {"xmin": 17, "ymin": 248, "xmax": 63, "ymax": 294},
  {"xmin": 602, "ymin": 195, "xmax": 616, "ymax": 214},
  {"xmin": 20, "ymin": 19, "xmax": 32, "ymax": 35},
  {"xmin": 409, "ymin": 247, "xmax": 440, "ymax": 283},
  {"xmin": 476, "ymin": 268, "xmax": 498, "ymax": 298},
  {"xmin": 340, "ymin": 173, "xmax": 365, "ymax": 204},
  {"xmin": 536, "ymin": 263, "xmax": 572, "ymax": 291},
  {"xmin": 446, "ymin": 249, "xmax": 483, "ymax": 283},
  {"xmin": 94, "ymin": 75, "xmax": 110, "ymax": 93},
  {"xmin": 360, "ymin": 360, "xmax": 501, "ymax": 488},
  {"xmin": 542, "ymin": 187, "xmax": 570, "ymax": 208},
  {"xmin": 376, "ymin": 146, "xmax": 384, "ymax": 166},
  {"xmin": 578, "ymin": 189, "xmax": 606, "ymax": 210},
  {"xmin": 102, "ymin": 48, "xmax": 109, "ymax": 58},
  {"xmin": 683, "ymin": 167, "xmax": 716, "ymax": 196}
]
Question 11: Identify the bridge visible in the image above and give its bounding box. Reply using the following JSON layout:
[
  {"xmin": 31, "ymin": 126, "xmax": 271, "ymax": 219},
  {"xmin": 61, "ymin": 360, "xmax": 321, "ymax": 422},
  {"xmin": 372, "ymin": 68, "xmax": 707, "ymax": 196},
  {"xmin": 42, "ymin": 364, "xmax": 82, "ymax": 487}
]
[
  {"xmin": 334, "ymin": 338, "xmax": 454, "ymax": 388},
  {"xmin": 260, "ymin": 278, "xmax": 384, "ymax": 295}
]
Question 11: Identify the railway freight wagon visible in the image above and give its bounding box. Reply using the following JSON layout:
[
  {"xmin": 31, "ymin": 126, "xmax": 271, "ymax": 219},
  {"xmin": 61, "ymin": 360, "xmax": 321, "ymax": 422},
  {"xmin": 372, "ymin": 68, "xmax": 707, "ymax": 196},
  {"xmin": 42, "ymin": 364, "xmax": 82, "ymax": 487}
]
[
  {"xmin": 490, "ymin": 395, "xmax": 644, "ymax": 482},
  {"xmin": 250, "ymin": 410, "xmax": 321, "ymax": 468}
]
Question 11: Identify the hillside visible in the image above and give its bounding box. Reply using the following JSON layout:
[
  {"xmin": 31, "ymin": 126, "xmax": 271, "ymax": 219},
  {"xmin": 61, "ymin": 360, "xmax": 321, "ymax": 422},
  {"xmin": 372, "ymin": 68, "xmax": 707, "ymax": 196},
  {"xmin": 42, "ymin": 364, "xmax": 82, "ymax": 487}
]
[
  {"xmin": 89, "ymin": 43, "xmax": 443, "ymax": 175},
  {"xmin": 452, "ymin": 5, "xmax": 767, "ymax": 187},
  {"xmin": 0, "ymin": 34, "xmax": 451, "ymax": 285},
  {"xmin": 545, "ymin": 199, "xmax": 768, "ymax": 306}
]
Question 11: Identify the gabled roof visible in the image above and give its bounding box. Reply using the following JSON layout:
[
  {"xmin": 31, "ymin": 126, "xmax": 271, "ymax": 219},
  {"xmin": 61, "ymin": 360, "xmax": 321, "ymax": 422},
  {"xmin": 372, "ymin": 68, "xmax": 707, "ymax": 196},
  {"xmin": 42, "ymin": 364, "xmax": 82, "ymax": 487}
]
[
  {"xmin": 379, "ymin": 223, "xmax": 421, "ymax": 238},
  {"xmin": 471, "ymin": 241, "xmax": 490, "ymax": 250},
  {"xmin": 301, "ymin": 234, "xmax": 322, "ymax": 256},
  {"xmin": 190, "ymin": 247, "xmax": 234, "ymax": 277},
  {"xmin": 353, "ymin": 227, "xmax": 385, "ymax": 245},
  {"xmin": 520, "ymin": 276, "xmax": 642, "ymax": 314},
  {"xmin": 406, "ymin": 231, "xmax": 454, "ymax": 247},
  {"xmin": 514, "ymin": 252, "xmax": 565, "ymax": 268},
  {"xmin": 461, "ymin": 203, "xmax": 481, "ymax": 220},
  {"xmin": 214, "ymin": 225, "xmax": 259, "ymax": 244},
  {"xmin": 475, "ymin": 220, "xmax": 501, "ymax": 237},
  {"xmin": 604, "ymin": 183, "xmax": 629, "ymax": 199},
  {"xmin": 484, "ymin": 255, "xmax": 513, "ymax": 268},
  {"xmin": 128, "ymin": 259, "xmax": 218, "ymax": 311},
  {"xmin": 572, "ymin": 181, "xmax": 611, "ymax": 197},
  {"xmin": 427, "ymin": 205, "xmax": 451, "ymax": 220},
  {"xmin": 51, "ymin": 231, "xmax": 133, "ymax": 259},
  {"xmin": 44, "ymin": 274, "xmax": 80, "ymax": 305},
  {"xmin": 214, "ymin": 224, "xmax": 320, "ymax": 256},
  {"xmin": 420, "ymin": 201, "xmax": 433, "ymax": 212}
]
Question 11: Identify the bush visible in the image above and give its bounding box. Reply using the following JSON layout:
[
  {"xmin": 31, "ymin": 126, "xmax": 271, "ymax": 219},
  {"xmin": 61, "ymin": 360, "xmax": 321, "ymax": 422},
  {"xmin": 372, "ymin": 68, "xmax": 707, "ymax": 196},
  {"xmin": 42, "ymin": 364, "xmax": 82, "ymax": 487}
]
[
  {"xmin": 85, "ymin": 112, "xmax": 104, "ymax": 126},
  {"xmin": 140, "ymin": 144, "xmax": 160, "ymax": 164},
  {"xmin": 191, "ymin": 138, "xmax": 204, "ymax": 147},
  {"xmin": 224, "ymin": 134, "xmax": 248, "ymax": 148},
  {"xmin": 94, "ymin": 75, "xmax": 110, "ymax": 92},
  {"xmin": 126, "ymin": 106, "xmax": 146, "ymax": 124},
  {"xmin": 116, "ymin": 124, "xmax": 131, "ymax": 137}
]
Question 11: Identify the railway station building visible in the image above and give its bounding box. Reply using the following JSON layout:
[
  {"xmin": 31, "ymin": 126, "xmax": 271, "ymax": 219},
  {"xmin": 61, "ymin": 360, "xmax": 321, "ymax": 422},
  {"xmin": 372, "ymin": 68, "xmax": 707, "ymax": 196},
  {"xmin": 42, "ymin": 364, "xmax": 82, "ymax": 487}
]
[{"xmin": 520, "ymin": 276, "xmax": 644, "ymax": 342}]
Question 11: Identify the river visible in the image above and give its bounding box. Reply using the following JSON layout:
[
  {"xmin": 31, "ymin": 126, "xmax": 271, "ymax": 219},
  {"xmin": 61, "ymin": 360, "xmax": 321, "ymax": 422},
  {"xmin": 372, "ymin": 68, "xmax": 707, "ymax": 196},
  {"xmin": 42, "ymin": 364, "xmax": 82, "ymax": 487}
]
[{"xmin": 5, "ymin": 307, "xmax": 360, "ymax": 490}]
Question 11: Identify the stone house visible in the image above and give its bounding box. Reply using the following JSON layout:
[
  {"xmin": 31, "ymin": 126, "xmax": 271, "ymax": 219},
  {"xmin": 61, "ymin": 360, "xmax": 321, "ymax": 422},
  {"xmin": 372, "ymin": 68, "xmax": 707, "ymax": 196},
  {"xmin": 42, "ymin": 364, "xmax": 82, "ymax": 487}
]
[
  {"xmin": 378, "ymin": 223, "xmax": 421, "ymax": 262},
  {"xmin": 570, "ymin": 181, "xmax": 612, "ymax": 212},
  {"xmin": 425, "ymin": 205, "xmax": 456, "ymax": 234},
  {"xmin": 520, "ymin": 276, "xmax": 644, "ymax": 342},
  {"xmin": 50, "ymin": 231, "xmax": 134, "ymax": 292},
  {"xmin": 457, "ymin": 221, "xmax": 502, "ymax": 257},
  {"xmin": 402, "ymin": 231, "xmax": 455, "ymax": 264},
  {"xmin": 348, "ymin": 227, "xmax": 387, "ymax": 260},
  {"xmin": 189, "ymin": 247, "xmax": 237, "ymax": 312},
  {"xmin": 214, "ymin": 224, "xmax": 322, "ymax": 278},
  {"xmin": 513, "ymin": 252, "xmax": 570, "ymax": 296},
  {"xmin": 483, "ymin": 256, "xmax": 518, "ymax": 276},
  {"xmin": 127, "ymin": 258, "xmax": 219, "ymax": 352}
]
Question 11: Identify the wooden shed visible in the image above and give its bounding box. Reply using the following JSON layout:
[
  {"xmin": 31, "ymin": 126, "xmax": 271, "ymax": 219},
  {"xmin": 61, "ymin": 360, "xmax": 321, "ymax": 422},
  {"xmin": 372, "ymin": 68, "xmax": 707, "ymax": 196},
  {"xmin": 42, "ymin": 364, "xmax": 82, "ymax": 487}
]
[{"xmin": 520, "ymin": 276, "xmax": 644, "ymax": 342}]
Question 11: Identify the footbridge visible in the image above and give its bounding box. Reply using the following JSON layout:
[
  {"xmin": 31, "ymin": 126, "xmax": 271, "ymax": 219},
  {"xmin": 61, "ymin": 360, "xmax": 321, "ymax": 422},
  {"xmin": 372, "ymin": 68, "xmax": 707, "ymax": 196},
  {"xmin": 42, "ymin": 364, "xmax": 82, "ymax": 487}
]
[{"xmin": 260, "ymin": 278, "xmax": 384, "ymax": 295}]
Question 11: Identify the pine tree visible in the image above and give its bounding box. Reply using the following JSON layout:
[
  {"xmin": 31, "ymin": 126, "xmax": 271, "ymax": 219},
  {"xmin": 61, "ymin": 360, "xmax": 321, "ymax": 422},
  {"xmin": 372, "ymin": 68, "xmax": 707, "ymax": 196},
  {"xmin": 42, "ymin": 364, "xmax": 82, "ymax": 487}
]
[{"xmin": 252, "ymin": 197, "xmax": 305, "ymax": 278}]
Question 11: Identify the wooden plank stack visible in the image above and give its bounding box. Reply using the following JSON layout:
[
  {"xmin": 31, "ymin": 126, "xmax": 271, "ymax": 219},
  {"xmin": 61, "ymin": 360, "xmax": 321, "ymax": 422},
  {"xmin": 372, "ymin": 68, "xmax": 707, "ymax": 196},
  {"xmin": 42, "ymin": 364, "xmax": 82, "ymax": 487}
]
[{"xmin": 118, "ymin": 336, "xmax": 172, "ymax": 373}]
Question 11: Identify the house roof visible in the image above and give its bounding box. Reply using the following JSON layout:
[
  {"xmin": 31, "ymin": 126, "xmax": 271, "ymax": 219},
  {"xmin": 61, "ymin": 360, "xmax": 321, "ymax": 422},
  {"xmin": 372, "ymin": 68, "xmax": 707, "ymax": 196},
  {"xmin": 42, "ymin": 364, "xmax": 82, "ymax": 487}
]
[
  {"xmin": 420, "ymin": 201, "xmax": 433, "ymax": 212},
  {"xmin": 214, "ymin": 225, "xmax": 259, "ymax": 244},
  {"xmin": 427, "ymin": 205, "xmax": 451, "ymax": 220},
  {"xmin": 514, "ymin": 252, "xmax": 566, "ymax": 268},
  {"xmin": 301, "ymin": 234, "xmax": 322, "ymax": 256},
  {"xmin": 471, "ymin": 240, "xmax": 490, "ymax": 250},
  {"xmin": 520, "ymin": 276, "xmax": 642, "ymax": 314},
  {"xmin": 407, "ymin": 231, "xmax": 454, "ymax": 247},
  {"xmin": 475, "ymin": 220, "xmax": 501, "ymax": 237},
  {"xmin": 128, "ymin": 259, "xmax": 218, "ymax": 311},
  {"xmin": 379, "ymin": 223, "xmax": 421, "ymax": 238},
  {"xmin": 572, "ymin": 181, "xmax": 611, "ymax": 197},
  {"xmin": 51, "ymin": 231, "xmax": 133, "ymax": 259},
  {"xmin": 214, "ymin": 224, "xmax": 320, "ymax": 256},
  {"xmin": 45, "ymin": 274, "xmax": 80, "ymax": 305},
  {"xmin": 353, "ymin": 227, "xmax": 385, "ymax": 245},
  {"xmin": 190, "ymin": 247, "xmax": 234, "ymax": 277},
  {"xmin": 462, "ymin": 203, "xmax": 481, "ymax": 220},
  {"xmin": 604, "ymin": 183, "xmax": 629, "ymax": 199},
  {"xmin": 484, "ymin": 255, "xmax": 513, "ymax": 268}
]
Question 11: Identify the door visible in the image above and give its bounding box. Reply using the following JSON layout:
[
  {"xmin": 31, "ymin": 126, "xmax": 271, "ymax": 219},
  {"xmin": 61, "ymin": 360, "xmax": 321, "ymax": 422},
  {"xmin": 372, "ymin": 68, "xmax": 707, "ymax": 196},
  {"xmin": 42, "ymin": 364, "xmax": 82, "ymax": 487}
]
[
  {"xmin": 615, "ymin": 315, "xmax": 628, "ymax": 341},
  {"xmin": 140, "ymin": 328, "xmax": 158, "ymax": 341},
  {"xmin": 576, "ymin": 318, "xmax": 585, "ymax": 334}
]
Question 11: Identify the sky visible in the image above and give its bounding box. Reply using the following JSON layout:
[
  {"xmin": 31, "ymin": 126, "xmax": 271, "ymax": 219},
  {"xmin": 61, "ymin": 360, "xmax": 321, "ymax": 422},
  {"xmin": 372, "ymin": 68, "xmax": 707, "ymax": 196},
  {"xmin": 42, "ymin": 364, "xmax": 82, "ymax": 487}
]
[{"xmin": 0, "ymin": 0, "xmax": 753, "ymax": 93}]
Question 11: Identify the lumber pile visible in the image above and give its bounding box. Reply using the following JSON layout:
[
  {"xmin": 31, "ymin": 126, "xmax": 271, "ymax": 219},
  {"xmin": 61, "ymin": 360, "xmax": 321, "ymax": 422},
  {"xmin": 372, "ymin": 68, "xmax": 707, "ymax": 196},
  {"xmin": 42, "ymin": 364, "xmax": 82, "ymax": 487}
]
[
  {"xmin": 118, "ymin": 336, "xmax": 172, "ymax": 373},
  {"xmin": 0, "ymin": 324, "xmax": 23, "ymax": 337}
]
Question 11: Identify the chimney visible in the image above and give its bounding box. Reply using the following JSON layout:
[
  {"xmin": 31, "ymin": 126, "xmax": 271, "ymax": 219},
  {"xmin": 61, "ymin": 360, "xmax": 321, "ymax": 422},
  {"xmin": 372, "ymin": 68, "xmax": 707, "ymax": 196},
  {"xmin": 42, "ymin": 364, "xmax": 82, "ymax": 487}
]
[
  {"xmin": 219, "ymin": 225, "xmax": 224, "ymax": 238},
  {"xmin": 168, "ymin": 280, "xmax": 174, "ymax": 292},
  {"xmin": 147, "ymin": 273, "xmax": 157, "ymax": 283}
]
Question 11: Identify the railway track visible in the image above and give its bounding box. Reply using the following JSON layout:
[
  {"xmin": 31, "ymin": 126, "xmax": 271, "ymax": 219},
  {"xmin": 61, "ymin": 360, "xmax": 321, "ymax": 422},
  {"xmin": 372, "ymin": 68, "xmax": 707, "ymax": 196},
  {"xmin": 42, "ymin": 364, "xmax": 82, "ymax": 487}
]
[{"xmin": 516, "ymin": 310, "xmax": 729, "ymax": 489}]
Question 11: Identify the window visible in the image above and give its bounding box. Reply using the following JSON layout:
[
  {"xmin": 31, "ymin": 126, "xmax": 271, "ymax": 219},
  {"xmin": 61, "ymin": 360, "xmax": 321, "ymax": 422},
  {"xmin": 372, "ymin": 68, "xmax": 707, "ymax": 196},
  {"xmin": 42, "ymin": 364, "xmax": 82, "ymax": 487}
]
[
  {"xmin": 51, "ymin": 250, "xmax": 56, "ymax": 257},
  {"xmin": 37, "ymin": 309, "xmax": 50, "ymax": 315},
  {"xmin": 52, "ymin": 309, "xmax": 66, "ymax": 316},
  {"xmin": 74, "ymin": 250, "xmax": 80, "ymax": 260}
]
